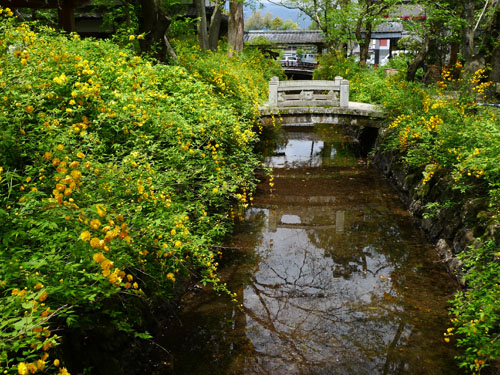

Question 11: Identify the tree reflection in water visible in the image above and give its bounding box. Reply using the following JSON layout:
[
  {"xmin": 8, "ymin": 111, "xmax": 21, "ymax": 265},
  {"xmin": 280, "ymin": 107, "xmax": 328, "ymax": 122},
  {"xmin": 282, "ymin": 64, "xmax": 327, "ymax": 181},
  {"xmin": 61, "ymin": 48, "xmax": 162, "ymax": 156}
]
[{"xmin": 159, "ymin": 125, "xmax": 461, "ymax": 375}]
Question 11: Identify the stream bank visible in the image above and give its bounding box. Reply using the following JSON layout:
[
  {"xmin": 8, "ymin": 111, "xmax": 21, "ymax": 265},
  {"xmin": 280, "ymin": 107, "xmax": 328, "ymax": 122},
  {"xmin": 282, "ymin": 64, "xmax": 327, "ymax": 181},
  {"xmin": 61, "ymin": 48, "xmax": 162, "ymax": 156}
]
[{"xmin": 372, "ymin": 131, "xmax": 500, "ymax": 284}]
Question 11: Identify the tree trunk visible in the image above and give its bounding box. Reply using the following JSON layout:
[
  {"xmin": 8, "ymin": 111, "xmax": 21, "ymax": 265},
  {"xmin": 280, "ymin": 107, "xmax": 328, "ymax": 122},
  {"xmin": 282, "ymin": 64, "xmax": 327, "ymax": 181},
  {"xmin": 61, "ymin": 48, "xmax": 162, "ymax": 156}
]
[
  {"xmin": 228, "ymin": 1, "xmax": 244, "ymax": 56},
  {"xmin": 406, "ymin": 38, "xmax": 429, "ymax": 81},
  {"xmin": 164, "ymin": 35, "xmax": 179, "ymax": 64},
  {"xmin": 357, "ymin": 20, "xmax": 372, "ymax": 67},
  {"xmin": 483, "ymin": 0, "xmax": 500, "ymax": 83},
  {"xmin": 208, "ymin": 0, "xmax": 224, "ymax": 50},
  {"xmin": 139, "ymin": 0, "xmax": 171, "ymax": 60},
  {"xmin": 461, "ymin": 0, "xmax": 475, "ymax": 71},
  {"xmin": 195, "ymin": 0, "xmax": 209, "ymax": 50}
]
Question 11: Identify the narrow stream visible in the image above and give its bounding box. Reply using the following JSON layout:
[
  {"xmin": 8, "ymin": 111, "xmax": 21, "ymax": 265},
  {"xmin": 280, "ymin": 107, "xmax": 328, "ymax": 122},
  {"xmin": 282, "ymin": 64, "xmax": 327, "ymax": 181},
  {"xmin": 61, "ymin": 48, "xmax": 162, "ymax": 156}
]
[{"xmin": 159, "ymin": 124, "xmax": 461, "ymax": 374}]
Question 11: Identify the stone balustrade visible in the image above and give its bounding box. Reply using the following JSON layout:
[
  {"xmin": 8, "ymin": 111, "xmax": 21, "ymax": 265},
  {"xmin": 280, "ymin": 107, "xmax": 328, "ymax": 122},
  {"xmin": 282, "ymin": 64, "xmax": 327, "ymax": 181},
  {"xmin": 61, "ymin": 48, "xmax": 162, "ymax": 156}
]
[{"xmin": 268, "ymin": 76, "xmax": 349, "ymax": 108}]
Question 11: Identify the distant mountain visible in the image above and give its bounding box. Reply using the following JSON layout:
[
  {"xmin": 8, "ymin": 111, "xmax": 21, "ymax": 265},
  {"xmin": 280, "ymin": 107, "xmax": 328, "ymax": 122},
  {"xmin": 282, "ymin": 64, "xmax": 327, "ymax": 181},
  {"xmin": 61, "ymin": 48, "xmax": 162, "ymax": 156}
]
[{"xmin": 244, "ymin": 2, "xmax": 313, "ymax": 29}]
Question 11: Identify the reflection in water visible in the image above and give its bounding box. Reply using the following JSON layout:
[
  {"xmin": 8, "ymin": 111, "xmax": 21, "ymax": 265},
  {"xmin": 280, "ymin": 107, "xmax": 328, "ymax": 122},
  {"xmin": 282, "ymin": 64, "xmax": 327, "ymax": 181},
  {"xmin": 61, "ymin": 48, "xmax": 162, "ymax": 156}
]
[{"xmin": 159, "ymin": 125, "xmax": 461, "ymax": 375}]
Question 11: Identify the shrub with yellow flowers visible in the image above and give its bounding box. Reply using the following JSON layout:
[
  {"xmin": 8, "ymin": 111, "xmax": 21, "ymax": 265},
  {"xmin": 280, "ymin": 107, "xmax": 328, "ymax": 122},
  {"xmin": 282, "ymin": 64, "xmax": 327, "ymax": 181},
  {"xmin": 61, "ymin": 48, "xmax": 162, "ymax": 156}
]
[
  {"xmin": 314, "ymin": 50, "xmax": 500, "ymax": 375},
  {"xmin": 0, "ymin": 9, "xmax": 275, "ymax": 374}
]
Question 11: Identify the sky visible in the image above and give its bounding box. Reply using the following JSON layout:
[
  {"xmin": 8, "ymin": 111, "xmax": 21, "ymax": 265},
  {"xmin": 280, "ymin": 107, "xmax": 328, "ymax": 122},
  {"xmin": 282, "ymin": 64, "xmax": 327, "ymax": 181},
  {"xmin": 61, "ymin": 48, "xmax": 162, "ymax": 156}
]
[{"xmin": 243, "ymin": 1, "xmax": 313, "ymax": 29}]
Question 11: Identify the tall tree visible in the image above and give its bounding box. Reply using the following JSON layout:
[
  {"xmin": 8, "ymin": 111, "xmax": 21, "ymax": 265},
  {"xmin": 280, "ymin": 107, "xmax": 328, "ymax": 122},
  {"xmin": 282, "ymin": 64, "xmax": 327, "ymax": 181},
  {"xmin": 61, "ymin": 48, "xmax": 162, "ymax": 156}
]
[
  {"xmin": 139, "ymin": 0, "xmax": 177, "ymax": 62},
  {"xmin": 282, "ymin": 18, "xmax": 299, "ymax": 29},
  {"xmin": 208, "ymin": 0, "xmax": 225, "ymax": 49},
  {"xmin": 194, "ymin": 0, "xmax": 209, "ymax": 49},
  {"xmin": 271, "ymin": 16, "xmax": 284, "ymax": 29},
  {"xmin": 245, "ymin": 10, "xmax": 264, "ymax": 30},
  {"xmin": 228, "ymin": 0, "xmax": 244, "ymax": 55}
]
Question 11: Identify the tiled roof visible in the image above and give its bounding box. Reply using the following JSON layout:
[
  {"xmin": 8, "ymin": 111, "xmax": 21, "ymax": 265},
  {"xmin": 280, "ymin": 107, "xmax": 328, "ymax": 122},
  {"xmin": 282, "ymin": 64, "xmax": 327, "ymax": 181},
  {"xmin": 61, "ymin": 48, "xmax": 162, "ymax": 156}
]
[
  {"xmin": 244, "ymin": 23, "xmax": 404, "ymax": 45},
  {"xmin": 244, "ymin": 30, "xmax": 325, "ymax": 45}
]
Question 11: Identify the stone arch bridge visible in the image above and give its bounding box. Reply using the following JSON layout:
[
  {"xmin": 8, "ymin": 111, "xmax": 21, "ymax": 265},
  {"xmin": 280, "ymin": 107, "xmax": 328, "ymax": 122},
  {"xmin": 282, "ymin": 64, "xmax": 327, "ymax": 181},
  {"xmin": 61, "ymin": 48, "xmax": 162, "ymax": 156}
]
[{"xmin": 259, "ymin": 77, "xmax": 386, "ymax": 128}]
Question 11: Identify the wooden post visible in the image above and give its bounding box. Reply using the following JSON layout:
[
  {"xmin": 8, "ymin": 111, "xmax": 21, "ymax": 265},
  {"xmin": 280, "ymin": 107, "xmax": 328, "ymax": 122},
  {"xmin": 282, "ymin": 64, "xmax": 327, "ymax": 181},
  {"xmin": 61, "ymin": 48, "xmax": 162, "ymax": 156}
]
[{"xmin": 268, "ymin": 76, "xmax": 279, "ymax": 107}]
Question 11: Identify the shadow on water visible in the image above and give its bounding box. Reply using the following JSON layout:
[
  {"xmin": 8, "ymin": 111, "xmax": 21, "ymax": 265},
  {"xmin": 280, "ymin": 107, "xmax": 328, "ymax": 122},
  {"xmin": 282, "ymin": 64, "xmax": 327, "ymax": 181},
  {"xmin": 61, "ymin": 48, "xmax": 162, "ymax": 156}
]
[{"xmin": 158, "ymin": 124, "xmax": 462, "ymax": 375}]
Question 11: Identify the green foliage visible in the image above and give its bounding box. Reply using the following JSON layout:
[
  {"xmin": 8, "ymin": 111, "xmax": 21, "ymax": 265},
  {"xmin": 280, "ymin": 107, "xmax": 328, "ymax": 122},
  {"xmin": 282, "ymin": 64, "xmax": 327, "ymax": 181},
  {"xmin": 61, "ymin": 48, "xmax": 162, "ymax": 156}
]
[
  {"xmin": 449, "ymin": 240, "xmax": 500, "ymax": 374},
  {"xmin": 245, "ymin": 36, "xmax": 272, "ymax": 46},
  {"xmin": 0, "ymin": 10, "xmax": 274, "ymax": 375},
  {"xmin": 245, "ymin": 9, "xmax": 300, "ymax": 30},
  {"xmin": 174, "ymin": 38, "xmax": 283, "ymax": 121},
  {"xmin": 314, "ymin": 52, "xmax": 387, "ymax": 103},
  {"xmin": 316, "ymin": 48, "xmax": 500, "ymax": 373}
]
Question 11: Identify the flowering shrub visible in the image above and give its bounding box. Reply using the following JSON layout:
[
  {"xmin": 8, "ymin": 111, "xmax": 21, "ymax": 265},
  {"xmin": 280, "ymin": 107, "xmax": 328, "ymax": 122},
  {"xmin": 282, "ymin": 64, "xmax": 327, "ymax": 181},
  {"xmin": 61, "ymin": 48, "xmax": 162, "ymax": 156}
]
[
  {"xmin": 317, "ymin": 52, "xmax": 500, "ymax": 373},
  {"xmin": 174, "ymin": 39, "xmax": 283, "ymax": 122},
  {"xmin": 376, "ymin": 63, "xmax": 500, "ymax": 374},
  {"xmin": 0, "ymin": 10, "xmax": 270, "ymax": 374}
]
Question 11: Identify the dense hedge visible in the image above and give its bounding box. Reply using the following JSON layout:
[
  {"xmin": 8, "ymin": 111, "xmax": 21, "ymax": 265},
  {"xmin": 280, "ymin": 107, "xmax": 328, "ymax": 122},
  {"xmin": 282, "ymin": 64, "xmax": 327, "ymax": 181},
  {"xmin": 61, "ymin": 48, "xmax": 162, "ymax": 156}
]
[{"xmin": 0, "ymin": 10, "xmax": 279, "ymax": 375}]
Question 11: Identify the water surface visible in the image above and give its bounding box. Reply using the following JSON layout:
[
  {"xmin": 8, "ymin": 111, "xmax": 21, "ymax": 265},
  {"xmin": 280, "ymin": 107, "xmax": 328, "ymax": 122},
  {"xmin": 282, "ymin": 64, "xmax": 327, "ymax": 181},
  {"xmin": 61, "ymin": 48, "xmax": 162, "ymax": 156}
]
[{"xmin": 159, "ymin": 125, "xmax": 460, "ymax": 375}]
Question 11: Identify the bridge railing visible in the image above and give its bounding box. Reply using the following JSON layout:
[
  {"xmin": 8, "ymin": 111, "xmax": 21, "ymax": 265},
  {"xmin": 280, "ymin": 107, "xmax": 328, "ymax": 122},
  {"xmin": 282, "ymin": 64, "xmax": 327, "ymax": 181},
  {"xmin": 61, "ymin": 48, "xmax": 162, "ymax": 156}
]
[{"xmin": 268, "ymin": 76, "xmax": 349, "ymax": 108}]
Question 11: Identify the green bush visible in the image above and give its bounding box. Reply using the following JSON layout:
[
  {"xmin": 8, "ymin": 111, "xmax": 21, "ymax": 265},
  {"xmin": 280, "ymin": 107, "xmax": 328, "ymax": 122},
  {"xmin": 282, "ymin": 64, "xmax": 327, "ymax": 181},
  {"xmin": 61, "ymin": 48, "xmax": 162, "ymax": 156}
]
[
  {"xmin": 315, "ymin": 51, "xmax": 500, "ymax": 374},
  {"xmin": 0, "ymin": 10, "xmax": 271, "ymax": 374}
]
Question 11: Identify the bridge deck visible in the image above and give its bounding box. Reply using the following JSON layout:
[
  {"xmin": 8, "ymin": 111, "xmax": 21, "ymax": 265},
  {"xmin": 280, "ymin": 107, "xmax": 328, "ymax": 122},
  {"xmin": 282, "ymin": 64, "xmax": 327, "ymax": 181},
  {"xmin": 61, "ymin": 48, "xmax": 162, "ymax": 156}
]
[{"xmin": 259, "ymin": 101, "xmax": 385, "ymax": 128}]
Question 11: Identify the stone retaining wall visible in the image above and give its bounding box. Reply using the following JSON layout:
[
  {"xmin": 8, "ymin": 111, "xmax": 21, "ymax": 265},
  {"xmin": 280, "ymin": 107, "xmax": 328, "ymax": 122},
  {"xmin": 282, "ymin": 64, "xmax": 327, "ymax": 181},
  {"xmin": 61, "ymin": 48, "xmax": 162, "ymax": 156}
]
[{"xmin": 368, "ymin": 133, "xmax": 500, "ymax": 284}]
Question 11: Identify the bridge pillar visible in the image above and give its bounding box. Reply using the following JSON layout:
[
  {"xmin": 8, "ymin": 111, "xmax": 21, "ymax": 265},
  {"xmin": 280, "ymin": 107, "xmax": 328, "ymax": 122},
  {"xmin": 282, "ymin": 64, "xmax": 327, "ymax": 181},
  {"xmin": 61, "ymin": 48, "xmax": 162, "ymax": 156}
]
[
  {"xmin": 268, "ymin": 76, "xmax": 279, "ymax": 106},
  {"xmin": 340, "ymin": 79, "xmax": 349, "ymax": 107}
]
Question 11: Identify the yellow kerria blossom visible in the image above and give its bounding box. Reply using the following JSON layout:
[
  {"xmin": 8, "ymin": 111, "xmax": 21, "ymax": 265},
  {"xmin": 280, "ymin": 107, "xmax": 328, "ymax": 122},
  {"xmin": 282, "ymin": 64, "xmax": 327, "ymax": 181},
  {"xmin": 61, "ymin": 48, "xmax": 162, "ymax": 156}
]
[
  {"xmin": 18, "ymin": 362, "xmax": 28, "ymax": 375},
  {"xmin": 80, "ymin": 230, "xmax": 91, "ymax": 242},
  {"xmin": 38, "ymin": 290, "xmax": 48, "ymax": 302},
  {"xmin": 93, "ymin": 253, "xmax": 105, "ymax": 263},
  {"xmin": 54, "ymin": 359, "xmax": 60, "ymax": 367},
  {"xmin": 71, "ymin": 169, "xmax": 82, "ymax": 179},
  {"xmin": 90, "ymin": 237, "xmax": 103, "ymax": 249},
  {"xmin": 59, "ymin": 367, "xmax": 70, "ymax": 375},
  {"xmin": 90, "ymin": 219, "xmax": 101, "ymax": 230},
  {"xmin": 96, "ymin": 204, "xmax": 106, "ymax": 218},
  {"xmin": 100, "ymin": 259, "xmax": 113, "ymax": 271},
  {"xmin": 76, "ymin": 152, "xmax": 85, "ymax": 159},
  {"xmin": 25, "ymin": 105, "xmax": 34, "ymax": 114}
]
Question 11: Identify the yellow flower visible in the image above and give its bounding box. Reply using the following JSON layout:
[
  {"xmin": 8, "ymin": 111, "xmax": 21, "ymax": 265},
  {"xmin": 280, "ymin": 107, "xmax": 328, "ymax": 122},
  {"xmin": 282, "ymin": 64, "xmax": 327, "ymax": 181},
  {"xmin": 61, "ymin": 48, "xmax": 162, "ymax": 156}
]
[
  {"xmin": 212, "ymin": 187, "xmax": 218, "ymax": 194},
  {"xmin": 90, "ymin": 237, "xmax": 103, "ymax": 249},
  {"xmin": 90, "ymin": 219, "xmax": 101, "ymax": 230},
  {"xmin": 129, "ymin": 35, "xmax": 135, "ymax": 41},
  {"xmin": 93, "ymin": 253, "xmax": 106, "ymax": 263},
  {"xmin": 101, "ymin": 259, "xmax": 113, "ymax": 270},
  {"xmin": 71, "ymin": 169, "xmax": 82, "ymax": 180},
  {"xmin": 167, "ymin": 272, "xmax": 176, "ymax": 282},
  {"xmin": 56, "ymin": 144, "xmax": 64, "ymax": 151},
  {"xmin": 39, "ymin": 290, "xmax": 48, "ymax": 302},
  {"xmin": 59, "ymin": 367, "xmax": 70, "ymax": 375},
  {"xmin": 18, "ymin": 362, "xmax": 28, "ymax": 375},
  {"xmin": 77, "ymin": 152, "xmax": 85, "ymax": 159},
  {"xmin": 133, "ymin": 282, "xmax": 138, "ymax": 289},
  {"xmin": 96, "ymin": 204, "xmax": 106, "ymax": 218},
  {"xmin": 25, "ymin": 105, "xmax": 34, "ymax": 114},
  {"xmin": 80, "ymin": 230, "xmax": 91, "ymax": 242},
  {"xmin": 54, "ymin": 359, "xmax": 60, "ymax": 367},
  {"xmin": 175, "ymin": 240, "xmax": 182, "ymax": 248},
  {"xmin": 170, "ymin": 229, "xmax": 176, "ymax": 236}
]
